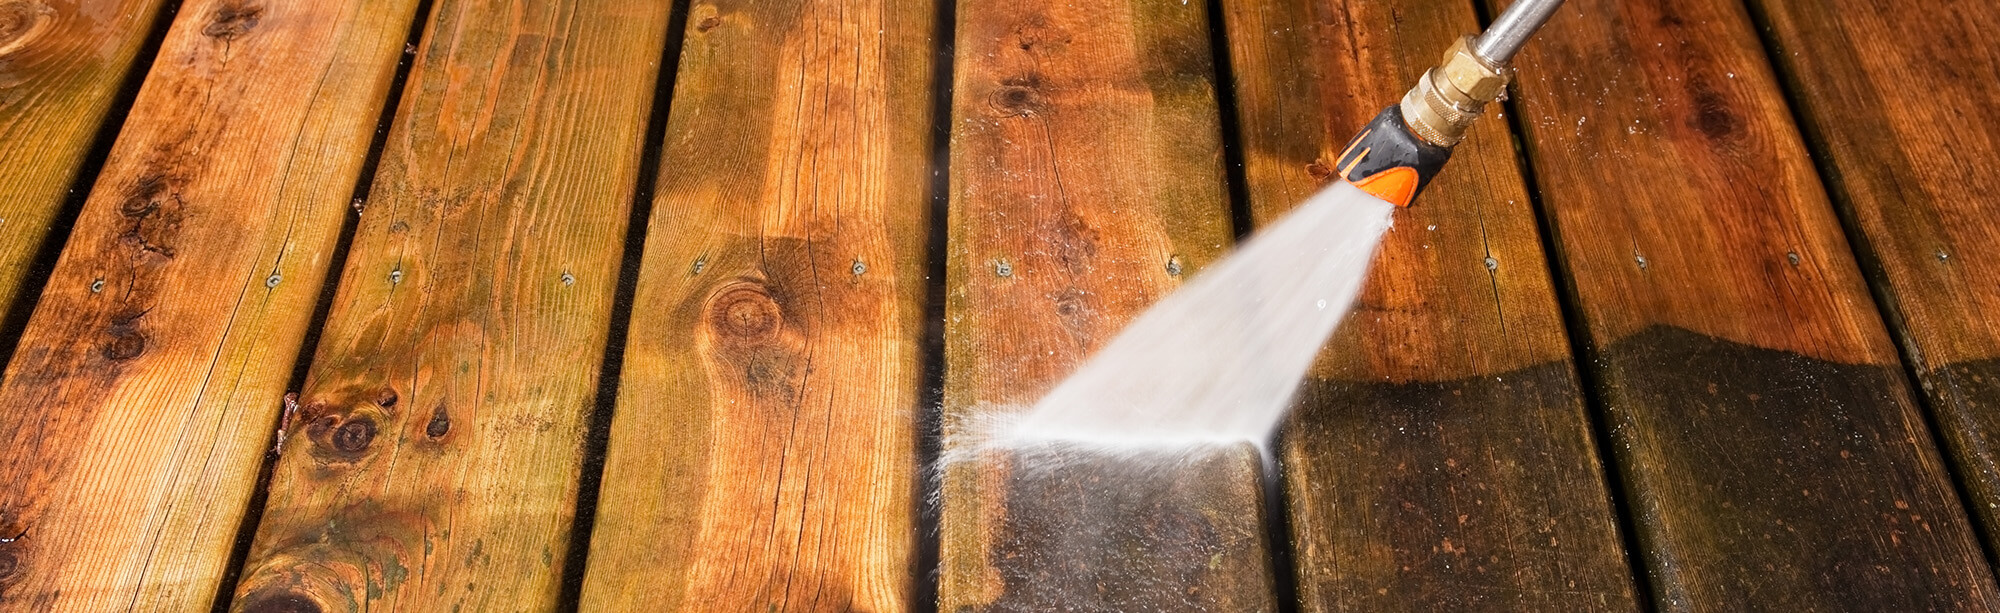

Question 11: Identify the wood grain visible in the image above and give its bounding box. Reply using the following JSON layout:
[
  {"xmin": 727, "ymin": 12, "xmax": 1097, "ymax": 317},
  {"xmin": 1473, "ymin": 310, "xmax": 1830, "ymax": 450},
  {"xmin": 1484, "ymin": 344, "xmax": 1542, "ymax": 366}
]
[
  {"xmin": 1219, "ymin": 0, "xmax": 1639, "ymax": 608},
  {"xmin": 0, "ymin": 0, "xmax": 170, "ymax": 335},
  {"xmin": 1747, "ymin": 0, "xmax": 2000, "ymax": 545},
  {"xmin": 938, "ymin": 0, "xmax": 1274, "ymax": 610},
  {"xmin": 1500, "ymin": 0, "xmax": 2000, "ymax": 608},
  {"xmin": 0, "ymin": 0, "xmax": 422, "ymax": 608},
  {"xmin": 576, "ymin": 1, "xmax": 935, "ymax": 610},
  {"xmin": 229, "ymin": 1, "xmax": 670, "ymax": 610}
]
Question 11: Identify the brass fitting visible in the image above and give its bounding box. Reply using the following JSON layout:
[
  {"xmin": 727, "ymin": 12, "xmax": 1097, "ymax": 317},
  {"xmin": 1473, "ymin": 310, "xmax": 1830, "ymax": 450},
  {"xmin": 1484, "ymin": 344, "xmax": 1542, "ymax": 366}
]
[{"xmin": 1398, "ymin": 36, "xmax": 1513, "ymax": 147}]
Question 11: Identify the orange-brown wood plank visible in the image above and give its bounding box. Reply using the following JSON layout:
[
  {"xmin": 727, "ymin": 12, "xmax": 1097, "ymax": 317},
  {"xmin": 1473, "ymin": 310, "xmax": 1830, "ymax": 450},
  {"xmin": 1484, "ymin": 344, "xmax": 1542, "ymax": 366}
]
[
  {"xmin": 1219, "ymin": 0, "xmax": 1640, "ymax": 609},
  {"xmin": 0, "ymin": 0, "xmax": 170, "ymax": 335},
  {"xmin": 1500, "ymin": 0, "xmax": 2000, "ymax": 608},
  {"xmin": 0, "ymin": 0, "xmax": 423, "ymax": 608},
  {"xmin": 937, "ymin": 1, "xmax": 1275, "ymax": 610},
  {"xmin": 228, "ymin": 1, "xmax": 671, "ymax": 610},
  {"xmin": 1748, "ymin": 0, "xmax": 2000, "ymax": 547},
  {"xmin": 577, "ymin": 1, "xmax": 936, "ymax": 610}
]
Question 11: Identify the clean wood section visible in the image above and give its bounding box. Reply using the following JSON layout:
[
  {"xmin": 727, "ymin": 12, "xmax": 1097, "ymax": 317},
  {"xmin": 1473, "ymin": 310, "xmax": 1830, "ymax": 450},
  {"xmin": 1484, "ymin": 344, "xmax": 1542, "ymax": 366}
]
[
  {"xmin": 577, "ymin": 1, "xmax": 935, "ymax": 610},
  {"xmin": 0, "ymin": 0, "xmax": 170, "ymax": 336},
  {"xmin": 938, "ymin": 1, "xmax": 1273, "ymax": 610},
  {"xmin": 1220, "ymin": 0, "xmax": 1639, "ymax": 609},
  {"xmin": 1500, "ymin": 0, "xmax": 2000, "ymax": 608},
  {"xmin": 228, "ymin": 1, "xmax": 670, "ymax": 610},
  {"xmin": 1749, "ymin": 0, "xmax": 2000, "ymax": 544},
  {"xmin": 0, "ymin": 0, "xmax": 421, "ymax": 608}
]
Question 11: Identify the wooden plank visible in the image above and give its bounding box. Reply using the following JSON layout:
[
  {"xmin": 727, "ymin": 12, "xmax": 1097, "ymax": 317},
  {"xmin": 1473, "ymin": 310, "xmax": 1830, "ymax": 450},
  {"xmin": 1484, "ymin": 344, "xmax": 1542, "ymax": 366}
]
[
  {"xmin": 0, "ymin": 0, "xmax": 423, "ymax": 608},
  {"xmin": 1219, "ymin": 0, "xmax": 1640, "ymax": 609},
  {"xmin": 1498, "ymin": 0, "xmax": 2000, "ymax": 608},
  {"xmin": 937, "ymin": 1, "xmax": 1275, "ymax": 610},
  {"xmin": 227, "ymin": 1, "xmax": 671, "ymax": 610},
  {"xmin": 1747, "ymin": 0, "xmax": 2000, "ymax": 546},
  {"xmin": 575, "ymin": 0, "xmax": 935, "ymax": 610},
  {"xmin": 0, "ymin": 0, "xmax": 170, "ymax": 336}
]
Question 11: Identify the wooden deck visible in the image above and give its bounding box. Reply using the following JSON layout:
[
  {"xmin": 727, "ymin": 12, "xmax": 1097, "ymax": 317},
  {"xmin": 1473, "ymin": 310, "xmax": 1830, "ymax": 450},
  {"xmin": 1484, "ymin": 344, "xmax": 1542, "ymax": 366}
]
[{"xmin": 0, "ymin": 0, "xmax": 1996, "ymax": 610}]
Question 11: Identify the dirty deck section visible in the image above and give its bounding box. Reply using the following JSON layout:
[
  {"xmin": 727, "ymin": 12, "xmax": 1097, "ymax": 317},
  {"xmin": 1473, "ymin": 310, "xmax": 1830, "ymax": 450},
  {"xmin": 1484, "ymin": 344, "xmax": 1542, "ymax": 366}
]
[{"xmin": 0, "ymin": 0, "xmax": 1996, "ymax": 611}]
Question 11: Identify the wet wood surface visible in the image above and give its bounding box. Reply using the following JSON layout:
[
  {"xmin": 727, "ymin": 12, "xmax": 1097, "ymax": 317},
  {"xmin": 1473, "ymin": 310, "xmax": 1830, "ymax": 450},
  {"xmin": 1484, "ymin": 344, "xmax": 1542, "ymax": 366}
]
[
  {"xmin": 576, "ymin": 1, "xmax": 935, "ymax": 610},
  {"xmin": 0, "ymin": 0, "xmax": 421, "ymax": 608},
  {"xmin": 936, "ymin": 0, "xmax": 1274, "ymax": 610},
  {"xmin": 0, "ymin": 0, "xmax": 169, "ymax": 341},
  {"xmin": 1748, "ymin": 0, "xmax": 2000, "ymax": 547},
  {"xmin": 1220, "ymin": 0, "xmax": 1638, "ymax": 609},
  {"xmin": 228, "ymin": 1, "xmax": 670, "ymax": 610},
  {"xmin": 1501, "ymin": 0, "xmax": 2000, "ymax": 608},
  {"xmin": 0, "ymin": 0, "xmax": 1996, "ymax": 609}
]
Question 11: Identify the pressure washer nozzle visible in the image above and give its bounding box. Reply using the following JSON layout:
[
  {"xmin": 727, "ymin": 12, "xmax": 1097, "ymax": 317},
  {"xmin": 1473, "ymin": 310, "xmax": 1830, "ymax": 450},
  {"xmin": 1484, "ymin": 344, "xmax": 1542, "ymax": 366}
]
[{"xmin": 1332, "ymin": 0, "xmax": 1564, "ymax": 207}]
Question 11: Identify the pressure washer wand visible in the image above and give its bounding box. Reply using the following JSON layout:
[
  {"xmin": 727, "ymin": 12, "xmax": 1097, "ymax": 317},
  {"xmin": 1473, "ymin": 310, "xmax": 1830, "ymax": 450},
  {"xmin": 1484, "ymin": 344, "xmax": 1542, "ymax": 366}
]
[{"xmin": 1335, "ymin": 0, "xmax": 1565, "ymax": 207}]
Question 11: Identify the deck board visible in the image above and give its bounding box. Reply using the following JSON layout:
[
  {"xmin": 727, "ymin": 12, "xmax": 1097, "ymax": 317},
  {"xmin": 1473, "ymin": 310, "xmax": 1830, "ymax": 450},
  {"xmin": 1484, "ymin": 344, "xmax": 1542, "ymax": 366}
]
[
  {"xmin": 1747, "ymin": 0, "xmax": 2000, "ymax": 548},
  {"xmin": 227, "ymin": 1, "xmax": 671, "ymax": 610},
  {"xmin": 0, "ymin": 0, "xmax": 170, "ymax": 344},
  {"xmin": 1218, "ymin": 0, "xmax": 1640, "ymax": 609},
  {"xmin": 1498, "ymin": 0, "xmax": 2000, "ymax": 608},
  {"xmin": 576, "ymin": 0, "xmax": 936, "ymax": 610},
  {"xmin": 936, "ymin": 0, "xmax": 1274, "ymax": 610},
  {"xmin": 0, "ymin": 0, "xmax": 422, "ymax": 608}
]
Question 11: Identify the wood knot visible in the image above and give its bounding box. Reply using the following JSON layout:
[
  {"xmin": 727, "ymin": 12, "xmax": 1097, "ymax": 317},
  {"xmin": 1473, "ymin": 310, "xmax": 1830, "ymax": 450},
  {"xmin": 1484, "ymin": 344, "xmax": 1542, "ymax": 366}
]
[
  {"xmin": 0, "ymin": 549, "xmax": 18, "ymax": 581},
  {"xmin": 330, "ymin": 418, "xmax": 375, "ymax": 453},
  {"xmin": 989, "ymin": 83, "xmax": 1044, "ymax": 116},
  {"xmin": 694, "ymin": 15, "xmax": 720, "ymax": 32},
  {"xmin": 1305, "ymin": 161, "xmax": 1336, "ymax": 182},
  {"xmin": 375, "ymin": 388, "xmax": 398, "ymax": 407},
  {"xmin": 236, "ymin": 590, "xmax": 323, "ymax": 613},
  {"xmin": 425, "ymin": 406, "xmax": 450, "ymax": 439},
  {"xmin": 709, "ymin": 284, "xmax": 782, "ymax": 341},
  {"xmin": 121, "ymin": 174, "xmax": 174, "ymax": 218},
  {"xmin": 1689, "ymin": 87, "xmax": 1738, "ymax": 141},
  {"xmin": 0, "ymin": 0, "xmax": 53, "ymax": 58},
  {"xmin": 202, "ymin": 4, "xmax": 262, "ymax": 40},
  {"xmin": 103, "ymin": 319, "xmax": 147, "ymax": 361},
  {"xmin": 298, "ymin": 395, "xmax": 387, "ymax": 462}
]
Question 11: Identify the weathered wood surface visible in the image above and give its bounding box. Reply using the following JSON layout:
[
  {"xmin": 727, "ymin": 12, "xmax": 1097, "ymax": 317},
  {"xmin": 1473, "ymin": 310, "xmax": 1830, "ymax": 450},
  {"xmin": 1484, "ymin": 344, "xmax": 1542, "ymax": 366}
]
[
  {"xmin": 1501, "ymin": 0, "xmax": 2000, "ymax": 608},
  {"xmin": 1220, "ymin": 0, "xmax": 1639, "ymax": 609},
  {"xmin": 0, "ymin": 0, "xmax": 170, "ymax": 339},
  {"xmin": 937, "ymin": 0, "xmax": 1274, "ymax": 610},
  {"xmin": 577, "ymin": 1, "xmax": 935, "ymax": 610},
  {"xmin": 0, "ymin": 0, "xmax": 422, "ymax": 608},
  {"xmin": 229, "ymin": 1, "xmax": 670, "ymax": 610},
  {"xmin": 1749, "ymin": 0, "xmax": 2000, "ymax": 545}
]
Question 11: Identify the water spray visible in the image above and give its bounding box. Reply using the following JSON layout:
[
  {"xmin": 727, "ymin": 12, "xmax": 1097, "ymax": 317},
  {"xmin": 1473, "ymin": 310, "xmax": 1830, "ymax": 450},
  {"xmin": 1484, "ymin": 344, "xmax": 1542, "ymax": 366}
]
[
  {"xmin": 1335, "ymin": 0, "xmax": 1565, "ymax": 207},
  {"xmin": 967, "ymin": 0, "xmax": 1568, "ymax": 462}
]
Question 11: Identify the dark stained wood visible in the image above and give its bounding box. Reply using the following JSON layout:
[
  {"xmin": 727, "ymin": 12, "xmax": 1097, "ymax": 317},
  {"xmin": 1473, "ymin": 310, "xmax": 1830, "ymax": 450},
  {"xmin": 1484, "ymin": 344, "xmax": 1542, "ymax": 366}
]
[
  {"xmin": 1220, "ymin": 0, "xmax": 1640, "ymax": 608},
  {"xmin": 0, "ymin": 0, "xmax": 170, "ymax": 333},
  {"xmin": 1748, "ymin": 0, "xmax": 2000, "ymax": 545},
  {"xmin": 576, "ymin": 1, "xmax": 935, "ymax": 610},
  {"xmin": 937, "ymin": 0, "xmax": 1274, "ymax": 610},
  {"xmin": 0, "ymin": 0, "xmax": 422, "ymax": 608},
  {"xmin": 1499, "ymin": 0, "xmax": 2000, "ymax": 608},
  {"xmin": 228, "ymin": 1, "xmax": 671, "ymax": 610}
]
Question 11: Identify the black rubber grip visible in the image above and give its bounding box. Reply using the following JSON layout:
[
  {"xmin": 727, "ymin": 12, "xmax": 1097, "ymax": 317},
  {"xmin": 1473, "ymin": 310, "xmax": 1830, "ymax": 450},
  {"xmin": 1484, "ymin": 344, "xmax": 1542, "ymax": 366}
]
[{"xmin": 1334, "ymin": 104, "xmax": 1455, "ymax": 206}]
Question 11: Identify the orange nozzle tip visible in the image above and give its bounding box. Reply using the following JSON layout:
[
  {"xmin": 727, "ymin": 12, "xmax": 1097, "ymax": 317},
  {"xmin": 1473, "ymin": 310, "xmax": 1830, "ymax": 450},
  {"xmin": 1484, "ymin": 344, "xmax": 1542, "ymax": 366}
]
[{"xmin": 1349, "ymin": 166, "xmax": 1420, "ymax": 207}]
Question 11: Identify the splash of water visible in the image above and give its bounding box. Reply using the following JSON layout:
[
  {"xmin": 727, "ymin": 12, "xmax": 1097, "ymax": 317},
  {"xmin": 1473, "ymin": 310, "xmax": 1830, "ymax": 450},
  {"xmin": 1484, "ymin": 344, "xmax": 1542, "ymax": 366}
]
[{"xmin": 953, "ymin": 182, "xmax": 1395, "ymax": 461}]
